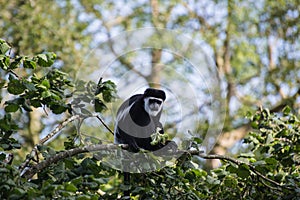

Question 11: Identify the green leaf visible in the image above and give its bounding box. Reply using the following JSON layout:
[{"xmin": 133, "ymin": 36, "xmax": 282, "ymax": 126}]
[
  {"xmin": 30, "ymin": 99, "xmax": 42, "ymax": 108},
  {"xmin": 37, "ymin": 84, "xmax": 48, "ymax": 91},
  {"xmin": 193, "ymin": 137, "xmax": 203, "ymax": 144},
  {"xmin": 37, "ymin": 52, "xmax": 56, "ymax": 67},
  {"xmin": 50, "ymin": 104, "xmax": 69, "ymax": 114},
  {"xmin": 265, "ymin": 157, "xmax": 278, "ymax": 166},
  {"xmin": 64, "ymin": 183, "xmax": 77, "ymax": 192},
  {"xmin": 253, "ymin": 160, "xmax": 266, "ymax": 166},
  {"xmin": 37, "ymin": 54, "xmax": 48, "ymax": 62},
  {"xmin": 239, "ymin": 152, "xmax": 254, "ymax": 158},
  {"xmin": 36, "ymin": 54, "xmax": 48, "ymax": 67},
  {"xmin": 94, "ymin": 98, "xmax": 107, "ymax": 113},
  {"xmin": 23, "ymin": 81, "xmax": 36, "ymax": 91},
  {"xmin": 185, "ymin": 171, "xmax": 196, "ymax": 181},
  {"xmin": 22, "ymin": 101, "xmax": 33, "ymax": 112},
  {"xmin": 226, "ymin": 165, "xmax": 238, "ymax": 173},
  {"xmin": 237, "ymin": 164, "xmax": 250, "ymax": 179},
  {"xmin": 10, "ymin": 188, "xmax": 26, "ymax": 198},
  {"xmin": 41, "ymin": 79, "xmax": 50, "ymax": 89},
  {"xmin": 7, "ymin": 79, "xmax": 26, "ymax": 95},
  {"xmin": 0, "ymin": 39, "xmax": 11, "ymax": 54},
  {"xmin": 23, "ymin": 59, "xmax": 37, "ymax": 69},
  {"xmin": 10, "ymin": 56, "xmax": 23, "ymax": 69},
  {"xmin": 77, "ymin": 195, "xmax": 92, "ymax": 200},
  {"xmin": 224, "ymin": 175, "xmax": 238, "ymax": 187},
  {"xmin": 50, "ymin": 92, "xmax": 62, "ymax": 100},
  {"xmin": 0, "ymin": 55, "xmax": 10, "ymax": 70},
  {"xmin": 70, "ymin": 177, "xmax": 83, "ymax": 185},
  {"xmin": 282, "ymin": 106, "xmax": 291, "ymax": 115},
  {"xmin": 5, "ymin": 104, "xmax": 19, "ymax": 113}
]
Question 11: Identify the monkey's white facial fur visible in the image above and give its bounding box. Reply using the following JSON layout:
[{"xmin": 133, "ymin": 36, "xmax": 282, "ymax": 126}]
[{"xmin": 144, "ymin": 97, "xmax": 164, "ymax": 116}]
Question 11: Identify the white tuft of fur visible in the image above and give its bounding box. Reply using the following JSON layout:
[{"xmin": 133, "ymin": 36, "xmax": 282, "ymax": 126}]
[{"xmin": 144, "ymin": 97, "xmax": 163, "ymax": 116}]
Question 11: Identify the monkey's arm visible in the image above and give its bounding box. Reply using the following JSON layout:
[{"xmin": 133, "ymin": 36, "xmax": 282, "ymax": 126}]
[{"xmin": 115, "ymin": 128, "xmax": 140, "ymax": 152}]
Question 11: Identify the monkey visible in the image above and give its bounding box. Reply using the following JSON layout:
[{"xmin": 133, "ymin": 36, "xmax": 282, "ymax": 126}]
[
  {"xmin": 114, "ymin": 88, "xmax": 177, "ymax": 196},
  {"xmin": 114, "ymin": 88, "xmax": 176, "ymax": 152}
]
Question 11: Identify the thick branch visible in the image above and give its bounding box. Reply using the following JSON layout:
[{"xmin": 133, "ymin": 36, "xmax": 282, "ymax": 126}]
[
  {"xmin": 23, "ymin": 144, "xmax": 289, "ymax": 191},
  {"xmin": 22, "ymin": 144, "xmax": 127, "ymax": 179}
]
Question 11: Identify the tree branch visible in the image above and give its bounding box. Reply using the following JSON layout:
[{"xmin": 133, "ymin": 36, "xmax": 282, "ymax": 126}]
[
  {"xmin": 20, "ymin": 113, "xmax": 115, "ymax": 175},
  {"xmin": 19, "ymin": 115, "xmax": 81, "ymax": 173},
  {"xmin": 95, "ymin": 115, "xmax": 114, "ymax": 135},
  {"xmin": 22, "ymin": 144, "xmax": 127, "ymax": 179},
  {"xmin": 22, "ymin": 144, "xmax": 290, "ymax": 191},
  {"xmin": 193, "ymin": 152, "xmax": 288, "ymax": 190},
  {"xmin": 39, "ymin": 115, "xmax": 81, "ymax": 144}
]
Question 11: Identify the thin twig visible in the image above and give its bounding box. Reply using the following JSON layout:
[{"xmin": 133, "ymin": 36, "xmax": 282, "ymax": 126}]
[
  {"xmin": 39, "ymin": 115, "xmax": 80, "ymax": 144},
  {"xmin": 20, "ymin": 114, "xmax": 112, "ymax": 173},
  {"xmin": 8, "ymin": 69, "xmax": 20, "ymax": 79},
  {"xmin": 19, "ymin": 115, "xmax": 80, "ymax": 172},
  {"xmin": 95, "ymin": 115, "xmax": 114, "ymax": 135},
  {"xmin": 195, "ymin": 153, "xmax": 287, "ymax": 190}
]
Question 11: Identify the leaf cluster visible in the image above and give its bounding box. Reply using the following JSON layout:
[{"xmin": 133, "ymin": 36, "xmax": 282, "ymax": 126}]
[{"xmin": 71, "ymin": 78, "xmax": 117, "ymax": 115}]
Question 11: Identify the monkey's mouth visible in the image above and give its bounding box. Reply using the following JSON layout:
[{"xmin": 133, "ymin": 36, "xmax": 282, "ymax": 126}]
[{"xmin": 149, "ymin": 105, "xmax": 159, "ymax": 111}]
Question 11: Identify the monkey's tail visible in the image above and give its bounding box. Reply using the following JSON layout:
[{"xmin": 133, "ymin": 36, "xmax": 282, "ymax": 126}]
[{"xmin": 124, "ymin": 172, "xmax": 130, "ymax": 196}]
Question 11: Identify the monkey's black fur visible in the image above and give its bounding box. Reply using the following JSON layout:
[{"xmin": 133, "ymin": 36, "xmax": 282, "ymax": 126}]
[
  {"xmin": 114, "ymin": 88, "xmax": 177, "ymax": 197},
  {"xmin": 114, "ymin": 88, "xmax": 167, "ymax": 152}
]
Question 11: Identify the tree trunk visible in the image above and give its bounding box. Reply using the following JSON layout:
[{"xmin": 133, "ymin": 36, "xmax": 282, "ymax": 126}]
[
  {"xmin": 208, "ymin": 0, "xmax": 235, "ymax": 168},
  {"xmin": 147, "ymin": 49, "xmax": 162, "ymax": 88},
  {"xmin": 27, "ymin": 110, "xmax": 43, "ymax": 147}
]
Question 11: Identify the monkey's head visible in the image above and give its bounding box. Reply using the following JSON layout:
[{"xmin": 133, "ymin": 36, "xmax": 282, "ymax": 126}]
[{"xmin": 143, "ymin": 88, "xmax": 166, "ymax": 117}]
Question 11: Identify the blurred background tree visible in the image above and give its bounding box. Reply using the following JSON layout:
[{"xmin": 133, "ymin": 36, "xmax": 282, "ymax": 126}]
[
  {"xmin": 0, "ymin": 0, "xmax": 91, "ymax": 154},
  {"xmin": 78, "ymin": 0, "xmax": 300, "ymax": 167}
]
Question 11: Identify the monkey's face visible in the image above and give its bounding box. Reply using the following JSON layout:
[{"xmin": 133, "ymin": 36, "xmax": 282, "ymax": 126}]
[{"xmin": 144, "ymin": 97, "xmax": 164, "ymax": 117}]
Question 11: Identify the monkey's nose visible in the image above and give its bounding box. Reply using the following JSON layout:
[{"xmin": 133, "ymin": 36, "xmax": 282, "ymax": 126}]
[{"xmin": 150, "ymin": 104, "xmax": 159, "ymax": 111}]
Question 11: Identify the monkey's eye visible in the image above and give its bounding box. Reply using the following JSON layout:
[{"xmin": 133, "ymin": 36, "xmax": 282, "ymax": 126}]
[{"xmin": 149, "ymin": 98, "xmax": 162, "ymax": 105}]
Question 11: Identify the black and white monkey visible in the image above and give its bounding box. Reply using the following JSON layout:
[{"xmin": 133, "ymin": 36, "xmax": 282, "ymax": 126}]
[
  {"xmin": 114, "ymin": 88, "xmax": 176, "ymax": 152},
  {"xmin": 114, "ymin": 88, "xmax": 176, "ymax": 196}
]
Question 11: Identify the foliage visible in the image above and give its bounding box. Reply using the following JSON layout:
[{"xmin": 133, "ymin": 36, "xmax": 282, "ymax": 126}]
[
  {"xmin": 1, "ymin": 93, "xmax": 300, "ymax": 199},
  {"xmin": 0, "ymin": 39, "xmax": 118, "ymax": 199},
  {"xmin": 0, "ymin": 39, "xmax": 71, "ymax": 145},
  {"xmin": 0, "ymin": 0, "xmax": 90, "ymax": 70},
  {"xmin": 126, "ymin": 107, "xmax": 300, "ymax": 199},
  {"xmin": 0, "ymin": 40, "xmax": 299, "ymax": 199},
  {"xmin": 1, "ymin": 0, "xmax": 300, "ymax": 198}
]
